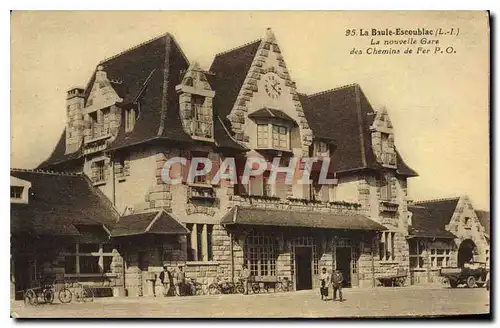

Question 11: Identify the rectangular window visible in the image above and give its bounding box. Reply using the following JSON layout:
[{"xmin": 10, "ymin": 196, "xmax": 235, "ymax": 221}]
[
  {"xmin": 95, "ymin": 160, "xmax": 106, "ymax": 183},
  {"xmin": 257, "ymin": 124, "xmax": 269, "ymax": 147},
  {"xmin": 62, "ymin": 243, "xmax": 114, "ymax": 275},
  {"xmin": 191, "ymin": 95, "xmax": 212, "ymax": 138},
  {"xmin": 272, "ymin": 125, "xmax": 288, "ymax": 148},
  {"xmin": 10, "ymin": 186, "xmax": 23, "ymax": 199},
  {"xmin": 245, "ymin": 233, "xmax": 277, "ymax": 277},
  {"xmin": 314, "ymin": 141, "xmax": 329, "ymax": 156},
  {"xmin": 125, "ymin": 108, "xmax": 137, "ymax": 132},
  {"xmin": 379, "ymin": 232, "xmax": 396, "ymax": 261},
  {"xmin": 380, "ymin": 175, "xmax": 392, "ymax": 201},
  {"xmin": 186, "ymin": 224, "xmax": 214, "ymax": 262},
  {"xmin": 429, "ymin": 246, "xmax": 452, "ymax": 269}
]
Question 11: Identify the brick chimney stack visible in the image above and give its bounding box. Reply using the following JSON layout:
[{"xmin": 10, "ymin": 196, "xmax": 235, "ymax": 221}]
[{"xmin": 65, "ymin": 87, "xmax": 85, "ymax": 154}]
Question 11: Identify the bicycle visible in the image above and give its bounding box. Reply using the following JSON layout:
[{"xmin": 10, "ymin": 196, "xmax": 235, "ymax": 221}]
[
  {"xmin": 208, "ymin": 277, "xmax": 235, "ymax": 295},
  {"xmin": 233, "ymin": 278, "xmax": 246, "ymax": 294},
  {"xmin": 57, "ymin": 278, "xmax": 94, "ymax": 303},
  {"xmin": 186, "ymin": 278, "xmax": 204, "ymax": 296},
  {"xmin": 23, "ymin": 275, "xmax": 56, "ymax": 306},
  {"xmin": 276, "ymin": 277, "xmax": 292, "ymax": 292}
]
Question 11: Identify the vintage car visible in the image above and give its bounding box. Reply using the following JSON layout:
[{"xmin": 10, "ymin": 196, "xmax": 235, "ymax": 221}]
[{"xmin": 439, "ymin": 262, "xmax": 489, "ymax": 288}]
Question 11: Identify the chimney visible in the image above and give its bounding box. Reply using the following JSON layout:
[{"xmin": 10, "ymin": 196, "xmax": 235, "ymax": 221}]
[{"xmin": 65, "ymin": 87, "xmax": 85, "ymax": 154}]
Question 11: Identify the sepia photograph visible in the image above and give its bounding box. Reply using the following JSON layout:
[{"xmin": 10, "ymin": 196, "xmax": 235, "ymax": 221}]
[{"xmin": 9, "ymin": 11, "xmax": 490, "ymax": 318}]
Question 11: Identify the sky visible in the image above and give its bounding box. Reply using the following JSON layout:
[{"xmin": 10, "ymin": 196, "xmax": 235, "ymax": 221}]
[{"xmin": 10, "ymin": 11, "xmax": 490, "ymax": 210}]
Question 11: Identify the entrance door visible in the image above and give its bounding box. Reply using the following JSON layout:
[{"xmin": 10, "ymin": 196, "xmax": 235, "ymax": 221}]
[
  {"xmin": 295, "ymin": 247, "xmax": 313, "ymax": 290},
  {"xmin": 336, "ymin": 247, "xmax": 352, "ymax": 287}
]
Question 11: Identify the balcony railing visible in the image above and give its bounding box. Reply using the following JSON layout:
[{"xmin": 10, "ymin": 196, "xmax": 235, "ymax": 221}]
[
  {"xmin": 381, "ymin": 152, "xmax": 397, "ymax": 167},
  {"xmin": 231, "ymin": 194, "xmax": 365, "ymax": 215},
  {"xmin": 85, "ymin": 124, "xmax": 111, "ymax": 143},
  {"xmin": 190, "ymin": 119, "xmax": 213, "ymax": 139}
]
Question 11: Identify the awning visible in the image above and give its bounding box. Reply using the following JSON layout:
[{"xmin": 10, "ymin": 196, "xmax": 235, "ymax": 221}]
[
  {"xmin": 221, "ymin": 206, "xmax": 386, "ymax": 231},
  {"xmin": 407, "ymin": 227, "xmax": 456, "ymax": 239},
  {"xmin": 248, "ymin": 107, "xmax": 296, "ymax": 124},
  {"xmin": 110, "ymin": 210, "xmax": 189, "ymax": 237}
]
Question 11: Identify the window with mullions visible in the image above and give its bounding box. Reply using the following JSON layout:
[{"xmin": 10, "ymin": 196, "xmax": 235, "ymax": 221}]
[
  {"xmin": 245, "ymin": 234, "xmax": 277, "ymax": 277},
  {"xmin": 272, "ymin": 125, "xmax": 288, "ymax": 148},
  {"xmin": 62, "ymin": 243, "xmax": 114, "ymax": 275}
]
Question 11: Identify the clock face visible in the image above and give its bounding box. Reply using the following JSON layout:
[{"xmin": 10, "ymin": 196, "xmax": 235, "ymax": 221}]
[{"xmin": 264, "ymin": 73, "xmax": 283, "ymax": 99}]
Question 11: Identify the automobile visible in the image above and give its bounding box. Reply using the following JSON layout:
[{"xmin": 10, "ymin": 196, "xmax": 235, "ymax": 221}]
[{"xmin": 439, "ymin": 262, "xmax": 489, "ymax": 288}]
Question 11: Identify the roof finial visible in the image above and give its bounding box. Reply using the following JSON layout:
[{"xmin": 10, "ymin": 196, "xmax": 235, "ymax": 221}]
[{"xmin": 265, "ymin": 28, "xmax": 277, "ymax": 44}]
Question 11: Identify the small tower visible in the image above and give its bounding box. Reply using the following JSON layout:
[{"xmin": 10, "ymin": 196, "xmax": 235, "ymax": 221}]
[{"xmin": 65, "ymin": 87, "xmax": 85, "ymax": 154}]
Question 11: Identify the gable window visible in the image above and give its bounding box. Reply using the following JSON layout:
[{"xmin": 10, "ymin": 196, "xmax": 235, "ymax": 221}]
[
  {"xmin": 464, "ymin": 217, "xmax": 472, "ymax": 229},
  {"xmin": 191, "ymin": 95, "xmax": 212, "ymax": 138},
  {"xmin": 186, "ymin": 223, "xmax": 214, "ymax": 262},
  {"xmin": 125, "ymin": 107, "xmax": 138, "ymax": 132},
  {"xmin": 10, "ymin": 186, "xmax": 23, "ymax": 199},
  {"xmin": 256, "ymin": 123, "xmax": 289, "ymax": 150},
  {"xmin": 257, "ymin": 124, "xmax": 269, "ymax": 147}
]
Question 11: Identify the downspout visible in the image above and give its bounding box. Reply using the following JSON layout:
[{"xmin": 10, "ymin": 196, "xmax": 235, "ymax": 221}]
[
  {"xmin": 111, "ymin": 158, "xmax": 116, "ymax": 206},
  {"xmin": 230, "ymin": 230, "xmax": 235, "ymax": 284},
  {"xmin": 372, "ymin": 233, "xmax": 376, "ymax": 287}
]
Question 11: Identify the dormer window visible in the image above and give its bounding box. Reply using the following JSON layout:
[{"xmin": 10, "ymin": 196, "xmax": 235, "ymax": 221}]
[
  {"xmin": 190, "ymin": 95, "xmax": 213, "ymax": 139},
  {"xmin": 11, "ymin": 186, "xmax": 23, "ymax": 199},
  {"xmin": 256, "ymin": 123, "xmax": 290, "ymax": 150},
  {"xmin": 314, "ymin": 140, "xmax": 329, "ymax": 157},
  {"xmin": 125, "ymin": 107, "xmax": 138, "ymax": 132}
]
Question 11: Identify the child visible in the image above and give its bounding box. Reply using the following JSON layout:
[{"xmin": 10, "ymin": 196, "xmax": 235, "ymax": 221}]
[{"xmin": 319, "ymin": 267, "xmax": 329, "ymax": 301}]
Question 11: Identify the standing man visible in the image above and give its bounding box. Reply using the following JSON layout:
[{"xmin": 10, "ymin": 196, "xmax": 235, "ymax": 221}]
[
  {"xmin": 241, "ymin": 264, "xmax": 251, "ymax": 295},
  {"xmin": 331, "ymin": 267, "xmax": 344, "ymax": 302},
  {"xmin": 319, "ymin": 267, "xmax": 329, "ymax": 301},
  {"xmin": 159, "ymin": 266, "xmax": 170, "ymax": 297},
  {"xmin": 175, "ymin": 265, "xmax": 186, "ymax": 296}
]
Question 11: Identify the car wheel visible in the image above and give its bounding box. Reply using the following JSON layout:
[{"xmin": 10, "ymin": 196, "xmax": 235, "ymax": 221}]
[{"xmin": 466, "ymin": 276, "xmax": 476, "ymax": 288}]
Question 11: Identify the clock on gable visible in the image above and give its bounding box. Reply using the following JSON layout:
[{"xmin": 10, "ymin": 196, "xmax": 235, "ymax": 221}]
[{"xmin": 264, "ymin": 72, "xmax": 283, "ymax": 99}]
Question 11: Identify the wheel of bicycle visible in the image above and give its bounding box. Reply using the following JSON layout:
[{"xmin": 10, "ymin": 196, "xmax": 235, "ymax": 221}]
[
  {"xmin": 252, "ymin": 283, "xmax": 260, "ymax": 294},
  {"xmin": 76, "ymin": 284, "xmax": 94, "ymax": 302},
  {"xmin": 208, "ymin": 283, "xmax": 219, "ymax": 295},
  {"xmin": 236, "ymin": 283, "xmax": 245, "ymax": 294},
  {"xmin": 43, "ymin": 288, "xmax": 55, "ymax": 304},
  {"xmin": 58, "ymin": 287, "xmax": 72, "ymax": 303},
  {"xmin": 195, "ymin": 283, "xmax": 203, "ymax": 295},
  {"xmin": 24, "ymin": 289, "xmax": 37, "ymax": 306},
  {"xmin": 275, "ymin": 282, "xmax": 283, "ymax": 292}
]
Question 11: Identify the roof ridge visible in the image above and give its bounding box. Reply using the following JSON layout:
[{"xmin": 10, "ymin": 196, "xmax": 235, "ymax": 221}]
[
  {"xmin": 413, "ymin": 197, "xmax": 461, "ymax": 204},
  {"xmin": 10, "ymin": 168, "xmax": 82, "ymax": 176},
  {"xmin": 214, "ymin": 38, "xmax": 262, "ymax": 57},
  {"xmin": 307, "ymin": 83, "xmax": 358, "ymax": 98},
  {"xmin": 99, "ymin": 32, "xmax": 172, "ymax": 64}
]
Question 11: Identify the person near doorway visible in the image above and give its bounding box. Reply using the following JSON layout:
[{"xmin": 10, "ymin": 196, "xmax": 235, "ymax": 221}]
[
  {"xmin": 241, "ymin": 264, "xmax": 251, "ymax": 295},
  {"xmin": 331, "ymin": 268, "xmax": 344, "ymax": 302},
  {"xmin": 319, "ymin": 267, "xmax": 329, "ymax": 301},
  {"xmin": 159, "ymin": 266, "xmax": 170, "ymax": 297},
  {"xmin": 174, "ymin": 265, "xmax": 186, "ymax": 296}
]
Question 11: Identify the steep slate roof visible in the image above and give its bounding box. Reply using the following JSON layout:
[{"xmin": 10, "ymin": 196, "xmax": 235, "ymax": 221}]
[
  {"xmin": 407, "ymin": 198, "xmax": 460, "ymax": 239},
  {"xmin": 208, "ymin": 39, "xmax": 262, "ymax": 125},
  {"xmin": 475, "ymin": 210, "xmax": 490, "ymax": 236},
  {"xmin": 110, "ymin": 210, "xmax": 189, "ymax": 237},
  {"xmin": 221, "ymin": 205, "xmax": 386, "ymax": 231},
  {"xmin": 10, "ymin": 169, "xmax": 119, "ymax": 237},
  {"xmin": 39, "ymin": 33, "xmax": 244, "ymax": 169},
  {"xmin": 300, "ymin": 85, "xmax": 418, "ymax": 176}
]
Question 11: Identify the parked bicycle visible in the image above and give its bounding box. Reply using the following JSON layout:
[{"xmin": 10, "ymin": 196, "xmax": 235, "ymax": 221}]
[
  {"xmin": 208, "ymin": 277, "xmax": 236, "ymax": 295},
  {"xmin": 276, "ymin": 277, "xmax": 292, "ymax": 292},
  {"xmin": 57, "ymin": 278, "xmax": 94, "ymax": 303},
  {"xmin": 23, "ymin": 276, "xmax": 55, "ymax": 306}
]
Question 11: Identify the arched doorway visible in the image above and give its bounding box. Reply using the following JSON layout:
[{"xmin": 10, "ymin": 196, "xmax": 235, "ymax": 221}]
[{"xmin": 457, "ymin": 239, "xmax": 477, "ymax": 267}]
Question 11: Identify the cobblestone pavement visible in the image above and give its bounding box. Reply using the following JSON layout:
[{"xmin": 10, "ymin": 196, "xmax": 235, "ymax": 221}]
[{"xmin": 11, "ymin": 286, "xmax": 490, "ymax": 318}]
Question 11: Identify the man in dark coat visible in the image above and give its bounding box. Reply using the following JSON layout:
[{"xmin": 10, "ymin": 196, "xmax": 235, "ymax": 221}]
[
  {"xmin": 331, "ymin": 268, "xmax": 344, "ymax": 301},
  {"xmin": 159, "ymin": 266, "xmax": 170, "ymax": 297}
]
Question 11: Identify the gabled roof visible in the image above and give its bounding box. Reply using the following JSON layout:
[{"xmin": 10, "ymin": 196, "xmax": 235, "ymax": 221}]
[
  {"xmin": 221, "ymin": 205, "xmax": 386, "ymax": 231},
  {"xmin": 300, "ymin": 85, "xmax": 418, "ymax": 176},
  {"xmin": 39, "ymin": 33, "xmax": 245, "ymax": 169},
  {"xmin": 475, "ymin": 210, "xmax": 490, "ymax": 236},
  {"xmin": 208, "ymin": 39, "xmax": 261, "ymax": 125},
  {"xmin": 10, "ymin": 169, "xmax": 119, "ymax": 237},
  {"xmin": 110, "ymin": 210, "xmax": 189, "ymax": 237},
  {"xmin": 407, "ymin": 197, "xmax": 460, "ymax": 239}
]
